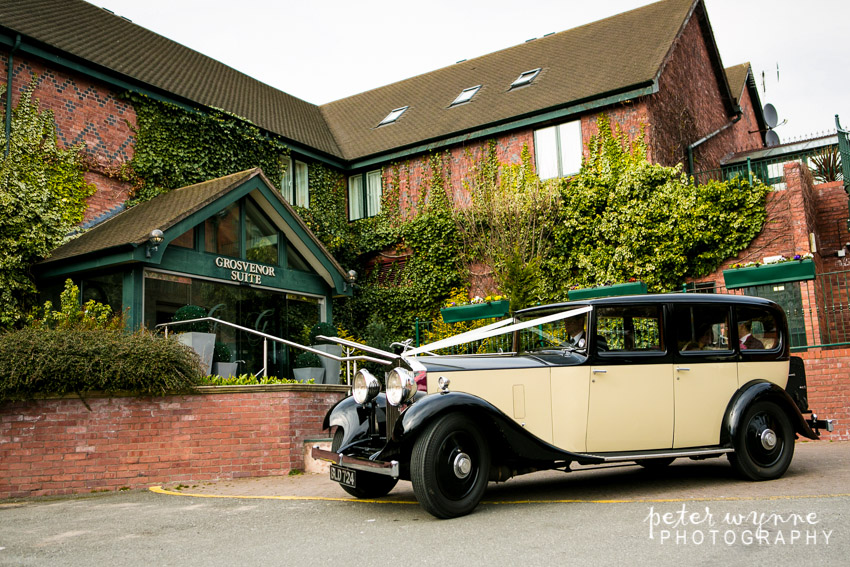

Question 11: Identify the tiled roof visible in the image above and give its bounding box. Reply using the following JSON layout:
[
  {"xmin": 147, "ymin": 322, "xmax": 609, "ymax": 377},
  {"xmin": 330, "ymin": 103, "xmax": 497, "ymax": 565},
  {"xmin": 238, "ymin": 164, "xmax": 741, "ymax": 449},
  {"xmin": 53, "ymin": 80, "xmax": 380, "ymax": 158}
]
[
  {"xmin": 725, "ymin": 62, "xmax": 751, "ymax": 103},
  {"xmin": 2, "ymin": 0, "xmax": 704, "ymax": 163},
  {"xmin": 0, "ymin": 0, "xmax": 342, "ymax": 158},
  {"xmin": 42, "ymin": 170, "xmax": 259, "ymax": 263}
]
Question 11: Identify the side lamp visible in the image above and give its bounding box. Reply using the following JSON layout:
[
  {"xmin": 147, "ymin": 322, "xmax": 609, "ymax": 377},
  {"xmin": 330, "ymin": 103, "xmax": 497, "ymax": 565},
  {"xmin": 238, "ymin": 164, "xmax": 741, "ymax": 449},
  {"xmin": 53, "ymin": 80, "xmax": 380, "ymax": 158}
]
[{"xmin": 146, "ymin": 229, "xmax": 164, "ymax": 258}]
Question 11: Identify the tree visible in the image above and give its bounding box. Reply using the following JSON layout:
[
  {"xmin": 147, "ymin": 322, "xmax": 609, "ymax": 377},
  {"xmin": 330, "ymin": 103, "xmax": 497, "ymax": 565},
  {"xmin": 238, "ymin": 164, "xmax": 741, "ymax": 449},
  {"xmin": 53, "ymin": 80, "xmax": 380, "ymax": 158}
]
[{"xmin": 0, "ymin": 80, "xmax": 94, "ymax": 327}]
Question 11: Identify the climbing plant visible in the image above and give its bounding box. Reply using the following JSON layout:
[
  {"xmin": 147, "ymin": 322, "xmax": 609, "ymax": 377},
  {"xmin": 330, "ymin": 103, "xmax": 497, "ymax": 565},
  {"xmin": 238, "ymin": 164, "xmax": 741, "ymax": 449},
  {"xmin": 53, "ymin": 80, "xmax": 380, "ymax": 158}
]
[
  {"xmin": 544, "ymin": 116, "xmax": 769, "ymax": 297},
  {"xmin": 0, "ymin": 80, "xmax": 95, "ymax": 327},
  {"xmin": 125, "ymin": 93, "xmax": 290, "ymax": 202}
]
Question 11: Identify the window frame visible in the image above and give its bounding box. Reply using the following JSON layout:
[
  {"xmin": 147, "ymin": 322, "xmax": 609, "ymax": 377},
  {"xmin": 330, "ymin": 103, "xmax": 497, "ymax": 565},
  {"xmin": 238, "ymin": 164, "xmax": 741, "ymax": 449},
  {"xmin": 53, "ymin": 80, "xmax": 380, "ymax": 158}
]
[
  {"xmin": 534, "ymin": 119, "xmax": 582, "ymax": 179},
  {"xmin": 378, "ymin": 106, "xmax": 408, "ymax": 126},
  {"xmin": 510, "ymin": 68, "xmax": 541, "ymax": 89},
  {"xmin": 348, "ymin": 169, "xmax": 383, "ymax": 221},
  {"xmin": 450, "ymin": 85, "xmax": 481, "ymax": 106},
  {"xmin": 281, "ymin": 155, "xmax": 310, "ymax": 208}
]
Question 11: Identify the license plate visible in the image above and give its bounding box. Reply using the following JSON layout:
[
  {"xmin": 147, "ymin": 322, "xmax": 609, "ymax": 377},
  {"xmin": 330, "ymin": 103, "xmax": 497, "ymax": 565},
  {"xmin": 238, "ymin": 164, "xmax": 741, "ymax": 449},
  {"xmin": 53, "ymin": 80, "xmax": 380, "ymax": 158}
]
[{"xmin": 330, "ymin": 464, "xmax": 356, "ymax": 488}]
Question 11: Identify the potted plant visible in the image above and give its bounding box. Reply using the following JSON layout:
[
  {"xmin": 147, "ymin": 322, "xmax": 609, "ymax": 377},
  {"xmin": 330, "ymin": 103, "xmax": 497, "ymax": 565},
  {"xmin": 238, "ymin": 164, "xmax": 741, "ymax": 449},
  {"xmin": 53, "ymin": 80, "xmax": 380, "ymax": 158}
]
[
  {"xmin": 172, "ymin": 305, "xmax": 216, "ymax": 375},
  {"xmin": 722, "ymin": 255, "xmax": 815, "ymax": 289},
  {"xmin": 309, "ymin": 322, "xmax": 342, "ymax": 385},
  {"xmin": 440, "ymin": 295, "xmax": 511, "ymax": 323},
  {"xmin": 568, "ymin": 281, "xmax": 647, "ymax": 301},
  {"xmin": 293, "ymin": 351, "xmax": 324, "ymax": 383},
  {"xmin": 212, "ymin": 342, "xmax": 238, "ymax": 378}
]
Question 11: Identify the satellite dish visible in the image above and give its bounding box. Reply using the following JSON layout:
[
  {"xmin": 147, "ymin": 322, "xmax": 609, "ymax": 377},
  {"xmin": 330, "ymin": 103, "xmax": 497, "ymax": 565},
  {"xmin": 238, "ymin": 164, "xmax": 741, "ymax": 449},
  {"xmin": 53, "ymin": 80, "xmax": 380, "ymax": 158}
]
[
  {"xmin": 765, "ymin": 130, "xmax": 780, "ymax": 147},
  {"xmin": 764, "ymin": 103, "xmax": 779, "ymax": 128}
]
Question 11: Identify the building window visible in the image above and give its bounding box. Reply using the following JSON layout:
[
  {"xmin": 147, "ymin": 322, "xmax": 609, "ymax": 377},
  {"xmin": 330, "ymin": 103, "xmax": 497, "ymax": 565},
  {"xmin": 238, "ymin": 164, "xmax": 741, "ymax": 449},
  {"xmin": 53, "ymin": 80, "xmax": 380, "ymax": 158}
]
[
  {"xmin": 204, "ymin": 202, "xmax": 240, "ymax": 257},
  {"xmin": 510, "ymin": 68, "xmax": 540, "ymax": 89},
  {"xmin": 534, "ymin": 120, "xmax": 582, "ymax": 179},
  {"xmin": 451, "ymin": 85, "xmax": 481, "ymax": 106},
  {"xmin": 281, "ymin": 156, "xmax": 310, "ymax": 208},
  {"xmin": 245, "ymin": 200, "xmax": 279, "ymax": 265},
  {"xmin": 348, "ymin": 170, "xmax": 382, "ymax": 220},
  {"xmin": 378, "ymin": 106, "xmax": 408, "ymax": 126}
]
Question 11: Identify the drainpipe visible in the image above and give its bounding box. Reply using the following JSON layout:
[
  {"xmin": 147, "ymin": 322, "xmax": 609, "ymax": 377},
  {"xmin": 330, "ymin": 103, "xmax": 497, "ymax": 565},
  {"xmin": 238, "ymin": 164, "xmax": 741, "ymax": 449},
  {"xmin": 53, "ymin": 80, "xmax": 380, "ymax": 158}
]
[
  {"xmin": 4, "ymin": 34, "xmax": 21, "ymax": 158},
  {"xmin": 687, "ymin": 107, "xmax": 742, "ymax": 178}
]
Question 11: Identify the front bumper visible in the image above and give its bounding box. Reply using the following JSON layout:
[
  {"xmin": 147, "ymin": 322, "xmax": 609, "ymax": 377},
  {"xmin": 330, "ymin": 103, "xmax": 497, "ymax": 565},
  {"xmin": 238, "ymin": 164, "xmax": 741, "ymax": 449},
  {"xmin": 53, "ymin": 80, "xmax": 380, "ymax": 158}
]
[{"xmin": 311, "ymin": 446, "xmax": 400, "ymax": 478}]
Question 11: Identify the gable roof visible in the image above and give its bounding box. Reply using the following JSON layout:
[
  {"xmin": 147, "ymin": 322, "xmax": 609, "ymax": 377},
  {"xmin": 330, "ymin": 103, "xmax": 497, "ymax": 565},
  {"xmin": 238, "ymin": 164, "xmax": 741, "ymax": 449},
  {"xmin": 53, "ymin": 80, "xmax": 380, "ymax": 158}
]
[
  {"xmin": 725, "ymin": 62, "xmax": 752, "ymax": 103},
  {"xmin": 322, "ymin": 0, "xmax": 699, "ymax": 161},
  {"xmin": 0, "ymin": 0, "xmax": 342, "ymax": 159},
  {"xmin": 40, "ymin": 168, "xmax": 352, "ymax": 290},
  {"xmin": 1, "ymin": 0, "xmax": 729, "ymax": 164}
]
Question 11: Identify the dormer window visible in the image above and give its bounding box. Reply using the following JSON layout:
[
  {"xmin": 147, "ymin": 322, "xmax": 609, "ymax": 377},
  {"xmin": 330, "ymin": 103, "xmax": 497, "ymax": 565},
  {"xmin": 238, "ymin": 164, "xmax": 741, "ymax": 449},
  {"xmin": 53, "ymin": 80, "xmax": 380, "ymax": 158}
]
[
  {"xmin": 450, "ymin": 85, "xmax": 481, "ymax": 106},
  {"xmin": 510, "ymin": 68, "xmax": 541, "ymax": 89},
  {"xmin": 378, "ymin": 106, "xmax": 408, "ymax": 126}
]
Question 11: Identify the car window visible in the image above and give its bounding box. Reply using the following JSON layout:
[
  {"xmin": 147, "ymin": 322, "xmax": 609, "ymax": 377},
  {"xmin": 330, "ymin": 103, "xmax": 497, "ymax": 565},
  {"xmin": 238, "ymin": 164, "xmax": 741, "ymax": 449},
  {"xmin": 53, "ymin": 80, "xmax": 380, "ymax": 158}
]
[
  {"xmin": 517, "ymin": 310, "xmax": 588, "ymax": 352},
  {"xmin": 675, "ymin": 304, "xmax": 732, "ymax": 352},
  {"xmin": 736, "ymin": 306, "xmax": 781, "ymax": 351},
  {"xmin": 596, "ymin": 305, "xmax": 663, "ymax": 352}
]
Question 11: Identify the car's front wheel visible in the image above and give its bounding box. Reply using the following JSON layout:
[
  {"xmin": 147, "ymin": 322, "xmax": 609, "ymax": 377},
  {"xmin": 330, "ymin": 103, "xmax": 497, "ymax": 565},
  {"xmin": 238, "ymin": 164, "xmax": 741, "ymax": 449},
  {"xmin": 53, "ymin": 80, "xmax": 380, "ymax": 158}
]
[
  {"xmin": 331, "ymin": 428, "xmax": 398, "ymax": 498},
  {"xmin": 728, "ymin": 401, "xmax": 795, "ymax": 481},
  {"xmin": 411, "ymin": 413, "xmax": 490, "ymax": 519}
]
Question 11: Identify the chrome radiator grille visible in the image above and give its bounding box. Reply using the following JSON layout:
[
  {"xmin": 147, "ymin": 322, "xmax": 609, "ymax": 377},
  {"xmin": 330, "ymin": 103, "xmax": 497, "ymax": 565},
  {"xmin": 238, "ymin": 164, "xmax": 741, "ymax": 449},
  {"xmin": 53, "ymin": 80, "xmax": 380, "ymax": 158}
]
[{"xmin": 385, "ymin": 401, "xmax": 400, "ymax": 441}]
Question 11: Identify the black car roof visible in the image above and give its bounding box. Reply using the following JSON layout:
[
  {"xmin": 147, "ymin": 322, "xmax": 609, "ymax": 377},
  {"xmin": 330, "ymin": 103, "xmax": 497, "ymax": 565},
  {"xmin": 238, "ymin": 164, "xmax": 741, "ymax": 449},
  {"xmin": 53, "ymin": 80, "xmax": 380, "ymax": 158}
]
[{"xmin": 516, "ymin": 293, "xmax": 777, "ymax": 316}]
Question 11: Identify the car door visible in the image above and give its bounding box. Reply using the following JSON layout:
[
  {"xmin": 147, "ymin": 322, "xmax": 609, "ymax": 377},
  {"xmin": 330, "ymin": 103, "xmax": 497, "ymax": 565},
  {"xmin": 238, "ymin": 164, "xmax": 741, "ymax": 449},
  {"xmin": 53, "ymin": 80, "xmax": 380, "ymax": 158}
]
[
  {"xmin": 672, "ymin": 304, "xmax": 738, "ymax": 448},
  {"xmin": 585, "ymin": 304, "xmax": 674, "ymax": 452}
]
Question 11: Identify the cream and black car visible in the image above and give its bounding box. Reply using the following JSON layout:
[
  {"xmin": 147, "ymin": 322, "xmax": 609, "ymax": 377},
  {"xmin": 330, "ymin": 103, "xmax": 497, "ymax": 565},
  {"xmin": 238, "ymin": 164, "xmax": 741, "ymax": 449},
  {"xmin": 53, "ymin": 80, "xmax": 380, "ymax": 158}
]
[{"xmin": 312, "ymin": 294, "xmax": 834, "ymax": 519}]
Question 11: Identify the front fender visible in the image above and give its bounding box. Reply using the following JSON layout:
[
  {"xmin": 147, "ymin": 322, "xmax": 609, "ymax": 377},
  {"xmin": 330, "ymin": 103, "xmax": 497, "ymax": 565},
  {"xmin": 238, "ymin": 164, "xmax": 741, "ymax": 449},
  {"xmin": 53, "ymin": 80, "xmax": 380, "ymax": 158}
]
[
  {"xmin": 721, "ymin": 380, "xmax": 818, "ymax": 445},
  {"xmin": 393, "ymin": 391, "xmax": 602, "ymax": 464},
  {"xmin": 325, "ymin": 394, "xmax": 389, "ymax": 449}
]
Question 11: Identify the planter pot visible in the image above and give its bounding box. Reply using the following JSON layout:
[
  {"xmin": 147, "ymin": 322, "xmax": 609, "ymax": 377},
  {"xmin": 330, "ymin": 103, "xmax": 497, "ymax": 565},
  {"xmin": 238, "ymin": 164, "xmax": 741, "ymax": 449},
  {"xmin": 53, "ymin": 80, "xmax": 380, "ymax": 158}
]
[
  {"xmin": 313, "ymin": 344, "xmax": 343, "ymax": 385},
  {"xmin": 177, "ymin": 332, "xmax": 216, "ymax": 375},
  {"xmin": 213, "ymin": 362, "xmax": 238, "ymax": 378},
  {"xmin": 723, "ymin": 259, "xmax": 815, "ymax": 290},
  {"xmin": 568, "ymin": 281, "xmax": 647, "ymax": 301},
  {"xmin": 293, "ymin": 367, "xmax": 325, "ymax": 383},
  {"xmin": 441, "ymin": 299, "xmax": 511, "ymax": 323}
]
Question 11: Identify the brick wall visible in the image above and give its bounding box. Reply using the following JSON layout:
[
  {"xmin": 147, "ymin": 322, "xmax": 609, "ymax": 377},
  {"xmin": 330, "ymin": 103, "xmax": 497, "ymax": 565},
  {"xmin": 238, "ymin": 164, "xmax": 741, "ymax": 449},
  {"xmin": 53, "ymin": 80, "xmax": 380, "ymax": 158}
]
[
  {"xmin": 0, "ymin": 386, "xmax": 346, "ymax": 499},
  {"xmin": 798, "ymin": 348, "xmax": 850, "ymax": 441},
  {"xmin": 0, "ymin": 50, "xmax": 136, "ymax": 222}
]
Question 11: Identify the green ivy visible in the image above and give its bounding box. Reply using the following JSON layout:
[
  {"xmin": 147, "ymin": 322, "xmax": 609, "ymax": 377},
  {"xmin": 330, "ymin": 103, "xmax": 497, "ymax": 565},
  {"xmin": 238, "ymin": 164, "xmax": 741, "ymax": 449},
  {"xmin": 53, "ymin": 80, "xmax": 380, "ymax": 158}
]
[
  {"xmin": 0, "ymin": 79, "xmax": 95, "ymax": 328},
  {"xmin": 125, "ymin": 93, "xmax": 289, "ymax": 202}
]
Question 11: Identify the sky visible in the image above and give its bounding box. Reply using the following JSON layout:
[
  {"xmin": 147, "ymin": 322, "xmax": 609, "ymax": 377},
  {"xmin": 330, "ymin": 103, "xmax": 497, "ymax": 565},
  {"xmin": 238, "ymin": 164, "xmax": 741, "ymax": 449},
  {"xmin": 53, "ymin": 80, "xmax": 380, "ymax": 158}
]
[{"xmin": 91, "ymin": 0, "xmax": 847, "ymax": 142}]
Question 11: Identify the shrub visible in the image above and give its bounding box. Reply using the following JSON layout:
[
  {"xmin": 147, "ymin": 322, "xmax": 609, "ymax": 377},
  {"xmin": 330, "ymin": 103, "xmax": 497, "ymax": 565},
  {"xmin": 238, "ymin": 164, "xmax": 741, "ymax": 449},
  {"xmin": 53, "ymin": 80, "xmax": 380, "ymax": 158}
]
[
  {"xmin": 213, "ymin": 341, "xmax": 231, "ymax": 363},
  {"xmin": 0, "ymin": 327, "xmax": 203, "ymax": 401},
  {"xmin": 294, "ymin": 351, "xmax": 322, "ymax": 368},
  {"xmin": 171, "ymin": 305, "xmax": 210, "ymax": 333},
  {"xmin": 309, "ymin": 322, "xmax": 337, "ymax": 345}
]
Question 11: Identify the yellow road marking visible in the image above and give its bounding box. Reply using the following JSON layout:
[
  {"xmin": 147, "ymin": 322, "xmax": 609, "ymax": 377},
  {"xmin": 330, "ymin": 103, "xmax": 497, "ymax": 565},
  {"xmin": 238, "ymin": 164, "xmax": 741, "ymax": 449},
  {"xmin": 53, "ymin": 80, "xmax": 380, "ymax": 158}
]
[{"xmin": 150, "ymin": 486, "xmax": 850, "ymax": 505}]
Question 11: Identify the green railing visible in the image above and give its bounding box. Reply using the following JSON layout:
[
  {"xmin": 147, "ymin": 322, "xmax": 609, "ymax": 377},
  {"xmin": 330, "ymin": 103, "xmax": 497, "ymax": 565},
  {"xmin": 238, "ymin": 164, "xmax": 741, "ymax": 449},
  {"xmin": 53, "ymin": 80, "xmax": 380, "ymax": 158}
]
[
  {"xmin": 835, "ymin": 115, "xmax": 850, "ymax": 195},
  {"xmin": 693, "ymin": 145, "xmax": 837, "ymax": 189}
]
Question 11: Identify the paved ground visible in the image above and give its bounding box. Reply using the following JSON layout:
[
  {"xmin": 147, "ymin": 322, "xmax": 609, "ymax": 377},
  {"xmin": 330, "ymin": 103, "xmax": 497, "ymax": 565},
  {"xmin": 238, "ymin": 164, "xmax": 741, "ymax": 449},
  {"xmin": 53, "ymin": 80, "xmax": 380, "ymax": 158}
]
[
  {"xmin": 154, "ymin": 440, "xmax": 850, "ymax": 505},
  {"xmin": 2, "ymin": 441, "xmax": 847, "ymax": 566}
]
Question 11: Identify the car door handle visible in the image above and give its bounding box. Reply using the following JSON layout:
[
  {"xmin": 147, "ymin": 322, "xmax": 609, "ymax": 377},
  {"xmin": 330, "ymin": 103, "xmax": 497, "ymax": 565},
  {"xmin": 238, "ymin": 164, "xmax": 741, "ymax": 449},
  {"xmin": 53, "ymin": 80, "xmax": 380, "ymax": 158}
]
[
  {"xmin": 592, "ymin": 369, "xmax": 607, "ymax": 374},
  {"xmin": 676, "ymin": 367, "xmax": 690, "ymax": 372}
]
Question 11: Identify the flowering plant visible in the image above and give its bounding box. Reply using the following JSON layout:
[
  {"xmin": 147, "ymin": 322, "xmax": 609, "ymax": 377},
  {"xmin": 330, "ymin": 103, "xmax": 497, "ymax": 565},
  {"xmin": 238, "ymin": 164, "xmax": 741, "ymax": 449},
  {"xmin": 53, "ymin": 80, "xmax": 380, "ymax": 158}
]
[
  {"xmin": 442, "ymin": 288, "xmax": 507, "ymax": 308},
  {"xmin": 730, "ymin": 253, "xmax": 813, "ymax": 270}
]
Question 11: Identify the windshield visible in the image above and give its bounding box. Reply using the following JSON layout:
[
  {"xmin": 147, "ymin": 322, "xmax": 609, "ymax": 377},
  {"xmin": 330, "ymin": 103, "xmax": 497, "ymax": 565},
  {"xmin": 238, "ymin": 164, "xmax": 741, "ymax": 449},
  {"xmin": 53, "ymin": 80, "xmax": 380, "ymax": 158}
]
[{"xmin": 516, "ymin": 308, "xmax": 588, "ymax": 352}]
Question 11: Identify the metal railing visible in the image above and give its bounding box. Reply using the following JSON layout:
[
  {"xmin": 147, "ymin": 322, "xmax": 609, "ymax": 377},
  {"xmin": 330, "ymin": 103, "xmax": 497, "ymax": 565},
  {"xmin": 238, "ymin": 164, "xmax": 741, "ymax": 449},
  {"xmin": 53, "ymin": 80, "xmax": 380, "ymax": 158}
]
[
  {"xmin": 693, "ymin": 147, "xmax": 837, "ymax": 189},
  {"xmin": 157, "ymin": 317, "xmax": 392, "ymax": 382}
]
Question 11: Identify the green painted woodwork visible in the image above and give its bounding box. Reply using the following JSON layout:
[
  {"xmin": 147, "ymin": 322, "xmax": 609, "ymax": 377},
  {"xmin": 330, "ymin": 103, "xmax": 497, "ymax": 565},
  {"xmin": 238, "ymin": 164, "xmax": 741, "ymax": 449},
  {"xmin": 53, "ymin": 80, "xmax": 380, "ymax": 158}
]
[
  {"xmin": 568, "ymin": 281, "xmax": 648, "ymax": 300},
  {"xmin": 723, "ymin": 259, "xmax": 816, "ymax": 290},
  {"xmin": 440, "ymin": 300, "xmax": 511, "ymax": 323}
]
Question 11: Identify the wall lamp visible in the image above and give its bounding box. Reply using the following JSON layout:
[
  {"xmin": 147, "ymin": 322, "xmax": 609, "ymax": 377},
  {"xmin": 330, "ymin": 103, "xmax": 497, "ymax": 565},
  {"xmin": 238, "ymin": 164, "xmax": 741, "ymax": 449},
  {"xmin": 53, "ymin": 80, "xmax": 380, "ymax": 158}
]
[{"xmin": 146, "ymin": 229, "xmax": 164, "ymax": 258}]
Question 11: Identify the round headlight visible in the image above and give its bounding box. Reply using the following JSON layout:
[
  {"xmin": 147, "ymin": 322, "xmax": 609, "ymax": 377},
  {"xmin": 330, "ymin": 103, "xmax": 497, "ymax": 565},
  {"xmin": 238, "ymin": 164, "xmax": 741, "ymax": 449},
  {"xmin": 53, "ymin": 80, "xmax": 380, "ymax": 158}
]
[
  {"xmin": 352, "ymin": 369, "xmax": 380, "ymax": 404},
  {"xmin": 386, "ymin": 367, "xmax": 416, "ymax": 406}
]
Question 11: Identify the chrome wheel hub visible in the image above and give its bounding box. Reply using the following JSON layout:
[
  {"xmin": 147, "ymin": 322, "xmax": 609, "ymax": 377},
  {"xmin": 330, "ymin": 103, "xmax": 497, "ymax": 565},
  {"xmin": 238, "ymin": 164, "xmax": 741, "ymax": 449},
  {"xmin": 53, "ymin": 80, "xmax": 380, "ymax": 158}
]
[
  {"xmin": 453, "ymin": 452, "xmax": 472, "ymax": 479},
  {"xmin": 760, "ymin": 428, "xmax": 777, "ymax": 450}
]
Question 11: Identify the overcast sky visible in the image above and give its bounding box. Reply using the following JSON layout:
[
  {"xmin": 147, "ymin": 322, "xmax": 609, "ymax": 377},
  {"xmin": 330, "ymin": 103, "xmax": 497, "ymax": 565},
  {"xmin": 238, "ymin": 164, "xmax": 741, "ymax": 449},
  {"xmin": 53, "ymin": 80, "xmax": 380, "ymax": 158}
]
[{"xmin": 92, "ymin": 0, "xmax": 846, "ymax": 142}]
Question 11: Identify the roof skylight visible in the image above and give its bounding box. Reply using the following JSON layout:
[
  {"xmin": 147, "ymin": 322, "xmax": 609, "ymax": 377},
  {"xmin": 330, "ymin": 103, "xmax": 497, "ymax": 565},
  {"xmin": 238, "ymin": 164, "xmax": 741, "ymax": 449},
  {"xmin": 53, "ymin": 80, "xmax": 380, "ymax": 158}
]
[
  {"xmin": 378, "ymin": 106, "xmax": 408, "ymax": 126},
  {"xmin": 510, "ymin": 68, "xmax": 541, "ymax": 89},
  {"xmin": 451, "ymin": 85, "xmax": 481, "ymax": 106}
]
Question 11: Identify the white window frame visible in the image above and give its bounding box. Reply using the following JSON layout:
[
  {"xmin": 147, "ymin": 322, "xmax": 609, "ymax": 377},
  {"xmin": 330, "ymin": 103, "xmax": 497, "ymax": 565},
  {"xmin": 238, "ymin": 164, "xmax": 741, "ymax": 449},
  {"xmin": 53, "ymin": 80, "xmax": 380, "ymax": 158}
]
[
  {"xmin": 348, "ymin": 169, "xmax": 383, "ymax": 220},
  {"xmin": 451, "ymin": 85, "xmax": 481, "ymax": 106},
  {"xmin": 510, "ymin": 68, "xmax": 541, "ymax": 89},
  {"xmin": 533, "ymin": 120, "xmax": 583, "ymax": 179},
  {"xmin": 379, "ymin": 106, "xmax": 408, "ymax": 126},
  {"xmin": 281, "ymin": 156, "xmax": 310, "ymax": 208}
]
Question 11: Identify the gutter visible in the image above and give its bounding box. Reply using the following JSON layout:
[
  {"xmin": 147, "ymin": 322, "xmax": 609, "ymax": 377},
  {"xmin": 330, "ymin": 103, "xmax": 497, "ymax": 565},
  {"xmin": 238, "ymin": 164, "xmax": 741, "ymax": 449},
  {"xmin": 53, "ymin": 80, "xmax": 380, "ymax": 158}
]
[
  {"xmin": 4, "ymin": 33, "xmax": 21, "ymax": 158},
  {"xmin": 687, "ymin": 105, "xmax": 742, "ymax": 177}
]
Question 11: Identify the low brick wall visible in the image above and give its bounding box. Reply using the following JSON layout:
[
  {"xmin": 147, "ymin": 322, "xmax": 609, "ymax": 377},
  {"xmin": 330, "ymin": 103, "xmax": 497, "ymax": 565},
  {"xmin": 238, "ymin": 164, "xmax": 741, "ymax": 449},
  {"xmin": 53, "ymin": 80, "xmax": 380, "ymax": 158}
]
[
  {"xmin": 0, "ymin": 385, "xmax": 347, "ymax": 499},
  {"xmin": 798, "ymin": 348, "xmax": 850, "ymax": 440}
]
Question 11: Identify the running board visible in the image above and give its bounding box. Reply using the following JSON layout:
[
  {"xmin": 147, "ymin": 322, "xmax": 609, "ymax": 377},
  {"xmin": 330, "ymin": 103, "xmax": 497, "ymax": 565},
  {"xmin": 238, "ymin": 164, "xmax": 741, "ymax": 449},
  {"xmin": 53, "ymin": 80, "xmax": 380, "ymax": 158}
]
[{"xmin": 582, "ymin": 447, "xmax": 734, "ymax": 463}]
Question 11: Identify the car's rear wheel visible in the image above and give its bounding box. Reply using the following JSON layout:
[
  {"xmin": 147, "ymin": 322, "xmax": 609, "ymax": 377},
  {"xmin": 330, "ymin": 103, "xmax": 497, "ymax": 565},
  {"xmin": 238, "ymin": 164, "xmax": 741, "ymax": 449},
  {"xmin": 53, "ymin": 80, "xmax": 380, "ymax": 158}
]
[
  {"xmin": 636, "ymin": 457, "xmax": 675, "ymax": 469},
  {"xmin": 331, "ymin": 428, "xmax": 398, "ymax": 498},
  {"xmin": 728, "ymin": 401, "xmax": 795, "ymax": 481},
  {"xmin": 411, "ymin": 414, "xmax": 490, "ymax": 519}
]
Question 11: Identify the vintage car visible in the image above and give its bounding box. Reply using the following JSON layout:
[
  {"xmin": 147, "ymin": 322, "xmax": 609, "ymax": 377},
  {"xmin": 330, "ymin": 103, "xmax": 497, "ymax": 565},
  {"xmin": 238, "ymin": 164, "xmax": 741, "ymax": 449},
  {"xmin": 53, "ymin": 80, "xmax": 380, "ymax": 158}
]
[{"xmin": 312, "ymin": 294, "xmax": 834, "ymax": 519}]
